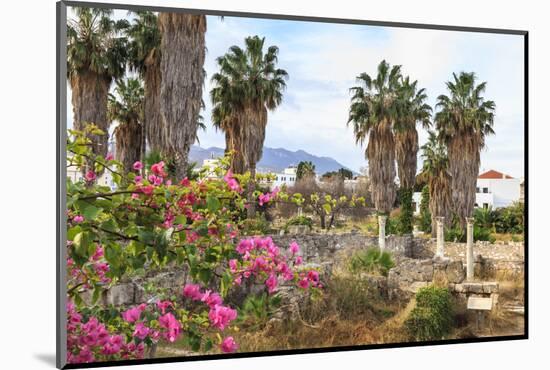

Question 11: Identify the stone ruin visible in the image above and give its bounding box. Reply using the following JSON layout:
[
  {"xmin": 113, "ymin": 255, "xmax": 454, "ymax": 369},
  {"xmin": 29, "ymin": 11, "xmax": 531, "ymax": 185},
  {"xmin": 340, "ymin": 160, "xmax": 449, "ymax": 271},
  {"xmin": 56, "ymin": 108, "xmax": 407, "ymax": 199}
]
[{"xmin": 83, "ymin": 223, "xmax": 524, "ymax": 320}]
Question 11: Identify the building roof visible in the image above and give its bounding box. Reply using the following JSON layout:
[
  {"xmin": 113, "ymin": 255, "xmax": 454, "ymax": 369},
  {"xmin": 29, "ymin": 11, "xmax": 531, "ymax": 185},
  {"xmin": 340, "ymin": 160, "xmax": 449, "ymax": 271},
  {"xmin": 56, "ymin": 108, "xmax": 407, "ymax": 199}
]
[{"xmin": 478, "ymin": 170, "xmax": 514, "ymax": 179}]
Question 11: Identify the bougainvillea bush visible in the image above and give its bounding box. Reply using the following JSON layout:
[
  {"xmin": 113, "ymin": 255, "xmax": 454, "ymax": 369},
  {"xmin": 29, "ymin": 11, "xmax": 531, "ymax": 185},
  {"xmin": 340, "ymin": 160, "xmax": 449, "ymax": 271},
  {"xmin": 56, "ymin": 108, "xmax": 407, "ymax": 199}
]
[{"xmin": 66, "ymin": 126, "xmax": 322, "ymax": 364}]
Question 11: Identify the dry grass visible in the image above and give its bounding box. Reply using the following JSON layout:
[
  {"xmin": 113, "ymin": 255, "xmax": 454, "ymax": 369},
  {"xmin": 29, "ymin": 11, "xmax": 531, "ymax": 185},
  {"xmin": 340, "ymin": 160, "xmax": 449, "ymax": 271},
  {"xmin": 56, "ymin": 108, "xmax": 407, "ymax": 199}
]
[{"xmin": 233, "ymin": 275, "xmax": 408, "ymax": 351}]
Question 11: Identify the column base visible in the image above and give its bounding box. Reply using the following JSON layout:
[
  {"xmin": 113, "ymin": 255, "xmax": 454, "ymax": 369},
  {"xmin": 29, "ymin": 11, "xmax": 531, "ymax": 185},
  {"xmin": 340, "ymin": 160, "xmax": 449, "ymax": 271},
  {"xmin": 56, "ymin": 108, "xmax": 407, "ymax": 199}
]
[{"xmin": 433, "ymin": 255, "xmax": 449, "ymax": 263}]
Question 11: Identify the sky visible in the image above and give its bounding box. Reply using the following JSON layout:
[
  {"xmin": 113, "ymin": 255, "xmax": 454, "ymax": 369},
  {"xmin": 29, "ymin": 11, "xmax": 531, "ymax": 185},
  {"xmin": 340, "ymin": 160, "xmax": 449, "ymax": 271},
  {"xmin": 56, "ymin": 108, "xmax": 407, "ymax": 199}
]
[{"xmin": 67, "ymin": 9, "xmax": 525, "ymax": 178}]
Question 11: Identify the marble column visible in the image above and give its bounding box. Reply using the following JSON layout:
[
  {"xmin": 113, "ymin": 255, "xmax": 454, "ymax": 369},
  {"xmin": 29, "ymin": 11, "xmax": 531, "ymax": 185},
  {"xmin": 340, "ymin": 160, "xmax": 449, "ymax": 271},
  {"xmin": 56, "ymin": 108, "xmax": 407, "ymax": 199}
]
[
  {"xmin": 378, "ymin": 215, "xmax": 387, "ymax": 251},
  {"xmin": 466, "ymin": 217, "xmax": 475, "ymax": 280},
  {"xmin": 435, "ymin": 216, "xmax": 445, "ymax": 258}
]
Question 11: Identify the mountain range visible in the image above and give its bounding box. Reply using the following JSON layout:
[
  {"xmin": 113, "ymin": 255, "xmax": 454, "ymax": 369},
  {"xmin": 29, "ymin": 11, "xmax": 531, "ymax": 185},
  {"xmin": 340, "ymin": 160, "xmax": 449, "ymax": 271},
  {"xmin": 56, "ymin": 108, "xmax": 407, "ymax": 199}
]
[{"xmin": 189, "ymin": 145, "xmax": 356, "ymax": 175}]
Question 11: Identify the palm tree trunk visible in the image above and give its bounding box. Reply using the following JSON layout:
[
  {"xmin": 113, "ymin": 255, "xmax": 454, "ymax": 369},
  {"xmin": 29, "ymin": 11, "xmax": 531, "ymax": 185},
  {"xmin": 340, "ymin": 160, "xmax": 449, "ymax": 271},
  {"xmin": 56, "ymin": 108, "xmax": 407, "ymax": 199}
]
[
  {"xmin": 395, "ymin": 128, "xmax": 418, "ymax": 235},
  {"xmin": 429, "ymin": 170, "xmax": 452, "ymax": 237},
  {"xmin": 144, "ymin": 50, "xmax": 164, "ymax": 155},
  {"xmin": 158, "ymin": 13, "xmax": 206, "ymax": 181},
  {"xmin": 367, "ymin": 122, "xmax": 396, "ymax": 214},
  {"xmin": 70, "ymin": 71, "xmax": 110, "ymax": 176},
  {"xmin": 447, "ymin": 134, "xmax": 481, "ymax": 227},
  {"xmin": 114, "ymin": 120, "xmax": 143, "ymax": 174}
]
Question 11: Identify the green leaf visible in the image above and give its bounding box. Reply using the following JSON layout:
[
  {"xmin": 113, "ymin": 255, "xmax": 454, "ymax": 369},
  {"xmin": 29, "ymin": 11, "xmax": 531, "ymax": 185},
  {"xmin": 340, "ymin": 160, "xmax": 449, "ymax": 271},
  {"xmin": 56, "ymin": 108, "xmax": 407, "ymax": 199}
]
[
  {"xmin": 204, "ymin": 338, "xmax": 213, "ymax": 352},
  {"xmin": 197, "ymin": 268, "xmax": 212, "ymax": 285},
  {"xmin": 67, "ymin": 225, "xmax": 82, "ymax": 241},
  {"xmin": 82, "ymin": 204, "xmax": 101, "ymax": 220},
  {"xmin": 73, "ymin": 231, "xmax": 92, "ymax": 258},
  {"xmin": 92, "ymin": 286, "xmax": 102, "ymax": 304},
  {"xmin": 206, "ymin": 196, "xmax": 221, "ymax": 213}
]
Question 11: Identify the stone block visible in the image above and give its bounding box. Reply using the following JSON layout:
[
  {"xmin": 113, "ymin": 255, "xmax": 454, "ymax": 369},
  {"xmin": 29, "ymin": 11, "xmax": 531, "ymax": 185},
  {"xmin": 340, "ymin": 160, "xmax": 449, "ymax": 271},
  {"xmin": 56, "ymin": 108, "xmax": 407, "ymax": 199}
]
[
  {"xmin": 462, "ymin": 282, "xmax": 483, "ymax": 294},
  {"xmin": 104, "ymin": 283, "xmax": 135, "ymax": 306},
  {"xmin": 446, "ymin": 260, "xmax": 466, "ymax": 284},
  {"xmin": 482, "ymin": 282, "xmax": 499, "ymax": 294}
]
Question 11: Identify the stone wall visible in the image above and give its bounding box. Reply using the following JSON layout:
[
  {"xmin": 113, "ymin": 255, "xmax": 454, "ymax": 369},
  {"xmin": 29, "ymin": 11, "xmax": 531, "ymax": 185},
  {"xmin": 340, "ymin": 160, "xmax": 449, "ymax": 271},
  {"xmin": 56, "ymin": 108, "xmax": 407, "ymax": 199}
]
[
  {"xmin": 270, "ymin": 231, "xmax": 415, "ymax": 262},
  {"xmin": 87, "ymin": 232, "xmax": 524, "ymax": 308},
  {"xmin": 423, "ymin": 240, "xmax": 525, "ymax": 277}
]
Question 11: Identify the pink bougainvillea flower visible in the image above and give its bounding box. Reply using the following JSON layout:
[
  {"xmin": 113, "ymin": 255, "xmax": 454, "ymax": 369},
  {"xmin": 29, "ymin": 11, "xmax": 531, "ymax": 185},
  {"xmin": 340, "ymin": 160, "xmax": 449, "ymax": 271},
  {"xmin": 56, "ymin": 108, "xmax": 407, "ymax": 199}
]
[
  {"xmin": 289, "ymin": 241, "xmax": 300, "ymax": 254},
  {"xmin": 134, "ymin": 175, "xmax": 143, "ymax": 184},
  {"xmin": 201, "ymin": 290, "xmax": 223, "ymax": 307},
  {"xmin": 185, "ymin": 230, "xmax": 199, "ymax": 243},
  {"xmin": 158, "ymin": 312, "xmax": 181, "ymax": 342},
  {"xmin": 265, "ymin": 274, "xmax": 278, "ymax": 294},
  {"xmin": 208, "ymin": 304, "xmax": 237, "ymax": 331},
  {"xmin": 298, "ymin": 277, "xmax": 309, "ymax": 289},
  {"xmin": 151, "ymin": 161, "xmax": 167, "ymax": 177},
  {"xmin": 132, "ymin": 322, "xmax": 150, "ymax": 340},
  {"xmin": 133, "ymin": 161, "xmax": 143, "ymax": 171},
  {"xmin": 258, "ymin": 193, "xmax": 271, "ymax": 206},
  {"xmin": 223, "ymin": 170, "xmax": 242, "ymax": 192},
  {"xmin": 91, "ymin": 245, "xmax": 104, "ymax": 261},
  {"xmin": 180, "ymin": 177, "xmax": 190, "ymax": 187},
  {"xmin": 105, "ymin": 153, "xmax": 114, "ymax": 161},
  {"xmin": 183, "ymin": 283, "xmax": 203, "ymax": 301},
  {"xmin": 121, "ymin": 305, "xmax": 145, "ymax": 323},
  {"xmin": 84, "ymin": 170, "xmax": 96, "ymax": 182},
  {"xmin": 140, "ymin": 185, "xmax": 154, "ymax": 195},
  {"xmin": 73, "ymin": 215, "xmax": 84, "ymax": 223},
  {"xmin": 221, "ymin": 336, "xmax": 238, "ymax": 353},
  {"xmin": 234, "ymin": 275, "xmax": 242, "ymax": 285},
  {"xmin": 229, "ymin": 259, "xmax": 238, "ymax": 273},
  {"xmin": 295, "ymin": 256, "xmax": 303, "ymax": 265},
  {"xmin": 156, "ymin": 300, "xmax": 174, "ymax": 315},
  {"xmin": 307, "ymin": 270, "xmax": 320, "ymax": 283}
]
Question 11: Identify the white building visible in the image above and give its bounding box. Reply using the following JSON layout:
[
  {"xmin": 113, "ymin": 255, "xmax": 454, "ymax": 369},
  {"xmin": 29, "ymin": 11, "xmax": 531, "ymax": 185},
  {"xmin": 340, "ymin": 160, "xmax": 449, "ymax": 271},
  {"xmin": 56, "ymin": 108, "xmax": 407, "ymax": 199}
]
[
  {"xmin": 270, "ymin": 166, "xmax": 297, "ymax": 188},
  {"xmin": 67, "ymin": 166, "xmax": 116, "ymax": 190},
  {"xmin": 412, "ymin": 169, "xmax": 522, "ymax": 214},
  {"xmin": 475, "ymin": 170, "xmax": 522, "ymax": 209}
]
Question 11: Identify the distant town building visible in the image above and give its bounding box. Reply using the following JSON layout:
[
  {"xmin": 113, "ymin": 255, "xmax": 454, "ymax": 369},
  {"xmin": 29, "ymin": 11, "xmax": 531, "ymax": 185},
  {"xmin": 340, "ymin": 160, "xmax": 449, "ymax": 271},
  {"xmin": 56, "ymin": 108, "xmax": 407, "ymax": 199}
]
[
  {"xmin": 412, "ymin": 169, "xmax": 522, "ymax": 215},
  {"xmin": 270, "ymin": 166, "xmax": 297, "ymax": 188},
  {"xmin": 67, "ymin": 166, "xmax": 116, "ymax": 190},
  {"xmin": 66, "ymin": 140, "xmax": 117, "ymax": 190}
]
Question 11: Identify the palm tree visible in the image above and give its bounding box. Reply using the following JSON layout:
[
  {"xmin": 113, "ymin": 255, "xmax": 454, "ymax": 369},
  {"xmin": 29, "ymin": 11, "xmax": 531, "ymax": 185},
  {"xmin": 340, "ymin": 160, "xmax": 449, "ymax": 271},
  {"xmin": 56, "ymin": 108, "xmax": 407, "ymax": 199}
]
[
  {"xmin": 347, "ymin": 60, "xmax": 402, "ymax": 237},
  {"xmin": 67, "ymin": 7, "xmax": 128, "ymax": 174},
  {"xmin": 158, "ymin": 13, "xmax": 207, "ymax": 181},
  {"xmin": 108, "ymin": 78, "xmax": 145, "ymax": 174},
  {"xmin": 420, "ymin": 131, "xmax": 452, "ymax": 236},
  {"xmin": 296, "ymin": 161, "xmax": 316, "ymax": 181},
  {"xmin": 394, "ymin": 77, "xmax": 432, "ymax": 233},
  {"xmin": 210, "ymin": 36, "xmax": 289, "ymax": 218},
  {"xmin": 126, "ymin": 11, "xmax": 163, "ymax": 155},
  {"xmin": 435, "ymin": 72, "xmax": 495, "ymax": 227}
]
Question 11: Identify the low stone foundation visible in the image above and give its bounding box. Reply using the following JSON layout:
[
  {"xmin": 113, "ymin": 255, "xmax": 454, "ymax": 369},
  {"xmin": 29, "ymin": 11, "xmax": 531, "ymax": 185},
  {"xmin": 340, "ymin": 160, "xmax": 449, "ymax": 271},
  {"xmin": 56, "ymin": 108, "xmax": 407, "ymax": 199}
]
[{"xmin": 83, "ymin": 232, "xmax": 523, "ymax": 311}]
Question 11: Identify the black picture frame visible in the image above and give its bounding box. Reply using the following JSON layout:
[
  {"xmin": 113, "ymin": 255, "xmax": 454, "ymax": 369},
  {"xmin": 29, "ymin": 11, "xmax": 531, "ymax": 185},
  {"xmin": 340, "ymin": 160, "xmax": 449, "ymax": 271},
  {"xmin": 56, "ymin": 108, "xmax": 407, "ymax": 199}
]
[{"xmin": 56, "ymin": 1, "xmax": 529, "ymax": 368}]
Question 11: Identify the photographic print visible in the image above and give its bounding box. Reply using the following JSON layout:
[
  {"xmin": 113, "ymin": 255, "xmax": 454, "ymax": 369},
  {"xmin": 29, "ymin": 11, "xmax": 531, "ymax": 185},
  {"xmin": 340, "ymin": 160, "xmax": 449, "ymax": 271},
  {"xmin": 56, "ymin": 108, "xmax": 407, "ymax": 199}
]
[{"xmin": 57, "ymin": 1, "xmax": 527, "ymax": 368}]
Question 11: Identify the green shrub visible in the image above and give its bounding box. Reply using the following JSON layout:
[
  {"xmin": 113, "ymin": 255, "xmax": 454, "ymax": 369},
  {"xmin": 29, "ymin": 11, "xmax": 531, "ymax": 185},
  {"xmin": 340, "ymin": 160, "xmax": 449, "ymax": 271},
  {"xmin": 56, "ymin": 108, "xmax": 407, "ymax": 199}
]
[
  {"xmin": 418, "ymin": 186, "xmax": 432, "ymax": 233},
  {"xmin": 284, "ymin": 215, "xmax": 313, "ymax": 230},
  {"xmin": 237, "ymin": 293, "xmax": 282, "ymax": 329},
  {"xmin": 493, "ymin": 202, "xmax": 524, "ymax": 234},
  {"xmin": 445, "ymin": 224, "xmax": 465, "ymax": 242},
  {"xmin": 383, "ymin": 216, "xmax": 400, "ymax": 235},
  {"xmin": 241, "ymin": 214, "xmax": 272, "ymax": 235},
  {"xmin": 405, "ymin": 285, "xmax": 453, "ymax": 341},
  {"xmin": 398, "ymin": 188, "xmax": 414, "ymax": 235},
  {"xmin": 474, "ymin": 225, "xmax": 496, "ymax": 243},
  {"xmin": 349, "ymin": 248, "xmax": 395, "ymax": 277}
]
